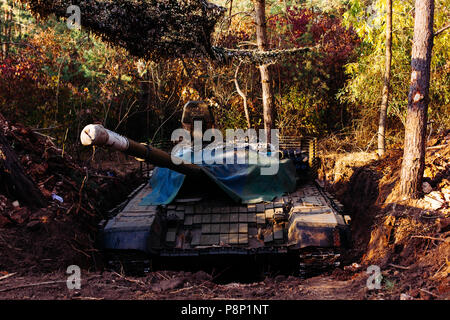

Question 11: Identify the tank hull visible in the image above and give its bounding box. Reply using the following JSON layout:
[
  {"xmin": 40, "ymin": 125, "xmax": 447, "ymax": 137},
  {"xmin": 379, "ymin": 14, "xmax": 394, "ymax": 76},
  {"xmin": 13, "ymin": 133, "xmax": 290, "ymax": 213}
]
[{"xmin": 99, "ymin": 179, "xmax": 350, "ymax": 274}]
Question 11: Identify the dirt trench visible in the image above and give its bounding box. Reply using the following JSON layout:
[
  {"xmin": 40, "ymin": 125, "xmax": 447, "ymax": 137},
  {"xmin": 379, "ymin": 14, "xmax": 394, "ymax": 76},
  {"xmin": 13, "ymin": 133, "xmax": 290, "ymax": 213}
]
[{"xmin": 318, "ymin": 134, "xmax": 449, "ymax": 300}]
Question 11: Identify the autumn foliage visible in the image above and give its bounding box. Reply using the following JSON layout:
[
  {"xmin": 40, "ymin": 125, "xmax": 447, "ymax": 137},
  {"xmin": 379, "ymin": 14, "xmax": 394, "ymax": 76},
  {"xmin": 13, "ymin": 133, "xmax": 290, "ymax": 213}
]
[{"xmin": 0, "ymin": 0, "xmax": 447, "ymax": 146}]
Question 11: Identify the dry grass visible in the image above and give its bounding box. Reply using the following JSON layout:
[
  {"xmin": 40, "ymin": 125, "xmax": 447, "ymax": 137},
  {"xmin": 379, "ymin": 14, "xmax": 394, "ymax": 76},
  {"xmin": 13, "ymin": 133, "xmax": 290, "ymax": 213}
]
[{"xmin": 319, "ymin": 151, "xmax": 377, "ymax": 184}]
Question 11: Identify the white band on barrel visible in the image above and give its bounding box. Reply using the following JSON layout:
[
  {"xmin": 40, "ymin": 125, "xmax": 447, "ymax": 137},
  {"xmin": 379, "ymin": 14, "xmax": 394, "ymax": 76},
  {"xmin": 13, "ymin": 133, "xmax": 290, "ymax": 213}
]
[
  {"xmin": 104, "ymin": 128, "xmax": 129, "ymax": 151},
  {"xmin": 80, "ymin": 124, "xmax": 129, "ymax": 151}
]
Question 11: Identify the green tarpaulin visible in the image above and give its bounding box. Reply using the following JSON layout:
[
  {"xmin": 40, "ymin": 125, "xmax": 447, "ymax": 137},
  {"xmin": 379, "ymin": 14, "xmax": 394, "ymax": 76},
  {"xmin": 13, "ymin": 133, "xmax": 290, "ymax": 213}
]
[{"xmin": 140, "ymin": 147, "xmax": 297, "ymax": 205}]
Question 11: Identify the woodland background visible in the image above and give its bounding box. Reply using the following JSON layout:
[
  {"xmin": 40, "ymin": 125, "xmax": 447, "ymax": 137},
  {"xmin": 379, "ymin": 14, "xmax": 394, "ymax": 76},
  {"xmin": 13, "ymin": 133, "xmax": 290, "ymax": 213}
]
[{"xmin": 0, "ymin": 0, "xmax": 448, "ymax": 151}]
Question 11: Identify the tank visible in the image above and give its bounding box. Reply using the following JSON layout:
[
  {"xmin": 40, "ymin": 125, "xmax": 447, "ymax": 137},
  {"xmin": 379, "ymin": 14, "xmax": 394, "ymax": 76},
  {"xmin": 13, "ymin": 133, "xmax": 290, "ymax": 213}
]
[{"xmin": 80, "ymin": 101, "xmax": 351, "ymax": 276}]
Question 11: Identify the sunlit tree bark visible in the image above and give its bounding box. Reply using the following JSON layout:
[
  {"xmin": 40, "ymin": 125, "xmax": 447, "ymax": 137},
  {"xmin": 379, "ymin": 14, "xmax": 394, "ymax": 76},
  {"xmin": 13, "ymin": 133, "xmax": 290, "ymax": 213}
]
[
  {"xmin": 377, "ymin": 0, "xmax": 392, "ymax": 157},
  {"xmin": 253, "ymin": 0, "xmax": 274, "ymax": 141},
  {"xmin": 399, "ymin": 0, "xmax": 435, "ymax": 198}
]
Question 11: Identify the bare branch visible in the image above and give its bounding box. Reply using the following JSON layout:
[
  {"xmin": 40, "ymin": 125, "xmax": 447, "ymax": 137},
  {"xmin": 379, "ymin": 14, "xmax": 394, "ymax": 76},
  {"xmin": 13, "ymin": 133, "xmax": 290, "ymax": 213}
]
[
  {"xmin": 233, "ymin": 62, "xmax": 251, "ymax": 128},
  {"xmin": 434, "ymin": 23, "xmax": 450, "ymax": 37}
]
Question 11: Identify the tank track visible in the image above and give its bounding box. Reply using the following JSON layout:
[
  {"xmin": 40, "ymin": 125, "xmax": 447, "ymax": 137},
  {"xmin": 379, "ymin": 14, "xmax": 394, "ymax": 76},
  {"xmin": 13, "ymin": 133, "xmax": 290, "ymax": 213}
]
[
  {"xmin": 298, "ymin": 248, "xmax": 342, "ymax": 278},
  {"xmin": 104, "ymin": 248, "xmax": 343, "ymax": 278},
  {"xmin": 295, "ymin": 180, "xmax": 346, "ymax": 278},
  {"xmin": 105, "ymin": 251, "xmax": 152, "ymax": 275}
]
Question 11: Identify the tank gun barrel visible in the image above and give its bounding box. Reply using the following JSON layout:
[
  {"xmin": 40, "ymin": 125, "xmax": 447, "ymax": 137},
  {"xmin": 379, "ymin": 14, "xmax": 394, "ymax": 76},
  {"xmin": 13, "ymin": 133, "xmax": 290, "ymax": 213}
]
[{"xmin": 80, "ymin": 124, "xmax": 202, "ymax": 177}]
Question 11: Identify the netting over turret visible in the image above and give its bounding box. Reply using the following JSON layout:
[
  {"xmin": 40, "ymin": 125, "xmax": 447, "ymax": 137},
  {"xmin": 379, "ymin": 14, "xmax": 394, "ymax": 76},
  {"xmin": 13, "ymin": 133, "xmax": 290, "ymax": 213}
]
[
  {"xmin": 22, "ymin": 0, "xmax": 313, "ymax": 63},
  {"xmin": 22, "ymin": 0, "xmax": 226, "ymax": 60}
]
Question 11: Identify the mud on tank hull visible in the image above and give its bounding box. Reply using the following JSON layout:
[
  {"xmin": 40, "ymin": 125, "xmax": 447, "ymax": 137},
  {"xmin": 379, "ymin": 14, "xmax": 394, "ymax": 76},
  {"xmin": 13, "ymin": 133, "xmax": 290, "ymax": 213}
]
[{"xmin": 98, "ymin": 180, "xmax": 351, "ymax": 276}]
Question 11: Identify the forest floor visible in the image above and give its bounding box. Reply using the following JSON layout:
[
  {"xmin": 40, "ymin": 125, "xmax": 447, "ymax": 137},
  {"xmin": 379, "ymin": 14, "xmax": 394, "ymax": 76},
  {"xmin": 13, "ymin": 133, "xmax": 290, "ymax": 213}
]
[
  {"xmin": 0, "ymin": 269, "xmax": 367, "ymax": 300},
  {"xmin": 0, "ymin": 116, "xmax": 448, "ymax": 300}
]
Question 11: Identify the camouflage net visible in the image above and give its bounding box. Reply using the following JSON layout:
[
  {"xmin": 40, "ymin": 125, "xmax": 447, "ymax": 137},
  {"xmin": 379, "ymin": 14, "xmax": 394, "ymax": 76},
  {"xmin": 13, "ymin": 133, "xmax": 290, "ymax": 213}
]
[
  {"xmin": 213, "ymin": 46, "xmax": 314, "ymax": 65},
  {"xmin": 22, "ymin": 0, "xmax": 313, "ymax": 63},
  {"xmin": 22, "ymin": 0, "xmax": 226, "ymax": 60}
]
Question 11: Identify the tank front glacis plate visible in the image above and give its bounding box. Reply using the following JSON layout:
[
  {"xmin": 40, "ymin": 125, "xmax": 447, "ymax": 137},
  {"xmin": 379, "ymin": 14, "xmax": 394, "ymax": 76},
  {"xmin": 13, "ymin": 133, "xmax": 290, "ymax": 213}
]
[{"xmin": 101, "ymin": 182, "xmax": 350, "ymax": 255}]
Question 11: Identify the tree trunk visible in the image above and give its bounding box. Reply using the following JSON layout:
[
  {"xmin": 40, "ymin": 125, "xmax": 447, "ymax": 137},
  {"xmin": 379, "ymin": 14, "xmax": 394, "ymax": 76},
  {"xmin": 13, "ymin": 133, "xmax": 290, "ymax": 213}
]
[
  {"xmin": 2, "ymin": 2, "xmax": 13, "ymax": 59},
  {"xmin": 399, "ymin": 0, "xmax": 435, "ymax": 199},
  {"xmin": 253, "ymin": 0, "xmax": 274, "ymax": 141},
  {"xmin": 377, "ymin": 0, "xmax": 392, "ymax": 157},
  {"xmin": 0, "ymin": 122, "xmax": 47, "ymax": 208}
]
